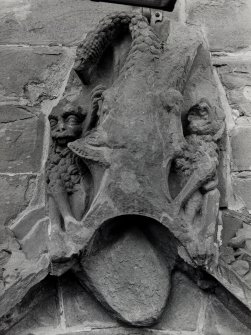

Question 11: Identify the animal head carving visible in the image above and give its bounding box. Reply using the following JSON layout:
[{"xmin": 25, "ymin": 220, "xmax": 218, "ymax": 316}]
[
  {"xmin": 3, "ymin": 11, "xmax": 251, "ymax": 334},
  {"xmin": 45, "ymin": 10, "xmax": 231, "ymax": 328}
]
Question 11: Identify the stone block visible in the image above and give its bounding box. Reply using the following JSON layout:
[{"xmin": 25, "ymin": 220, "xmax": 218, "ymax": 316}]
[
  {"xmin": 213, "ymin": 53, "xmax": 251, "ymax": 118},
  {"xmin": 156, "ymin": 271, "xmax": 204, "ymax": 331},
  {"xmin": 5, "ymin": 277, "xmax": 60, "ymax": 335},
  {"xmin": 221, "ymin": 209, "xmax": 244, "ymax": 245},
  {"xmin": 60, "ymin": 272, "xmax": 117, "ymax": 328},
  {"xmin": 53, "ymin": 330, "xmax": 159, "ymax": 335},
  {"xmin": 0, "ymin": 106, "xmax": 44, "ymax": 173},
  {"xmin": 232, "ymin": 174, "xmax": 251, "ymax": 210},
  {"xmin": 0, "ymin": 46, "xmax": 74, "ymax": 106},
  {"xmin": 77, "ymin": 224, "xmax": 171, "ymax": 327},
  {"xmin": 186, "ymin": 0, "xmax": 251, "ymax": 51},
  {"xmin": 20, "ymin": 217, "xmax": 49, "ymax": 261},
  {"xmin": 231, "ymin": 126, "xmax": 251, "ymax": 172},
  {"xmin": 203, "ymin": 295, "xmax": 251, "ymax": 335},
  {"xmin": 10, "ymin": 206, "xmax": 46, "ymax": 240},
  {"xmin": 0, "ymin": 174, "xmax": 36, "ymax": 226},
  {"xmin": 0, "ymin": 0, "xmax": 131, "ymax": 46},
  {"xmin": 0, "ymin": 243, "xmax": 50, "ymax": 329}
]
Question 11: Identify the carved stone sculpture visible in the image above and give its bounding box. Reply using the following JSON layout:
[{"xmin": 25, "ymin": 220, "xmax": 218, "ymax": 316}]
[
  {"xmin": 46, "ymin": 105, "xmax": 88, "ymax": 228},
  {"xmin": 2, "ymin": 9, "xmax": 251, "ymax": 334},
  {"xmin": 45, "ymin": 11, "xmax": 225, "ymax": 325}
]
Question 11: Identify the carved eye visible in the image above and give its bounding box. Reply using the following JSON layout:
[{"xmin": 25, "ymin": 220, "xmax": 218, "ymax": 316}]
[
  {"xmin": 200, "ymin": 109, "xmax": 209, "ymax": 118},
  {"xmin": 49, "ymin": 118, "xmax": 57, "ymax": 128},
  {"xmin": 65, "ymin": 115, "xmax": 81, "ymax": 124}
]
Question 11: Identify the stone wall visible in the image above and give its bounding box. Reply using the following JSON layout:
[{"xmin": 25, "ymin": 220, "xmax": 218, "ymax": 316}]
[{"xmin": 1, "ymin": 0, "xmax": 251, "ymax": 334}]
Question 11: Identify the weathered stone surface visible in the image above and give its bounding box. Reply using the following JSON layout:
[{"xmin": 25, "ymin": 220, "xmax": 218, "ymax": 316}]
[
  {"xmin": 210, "ymin": 259, "xmax": 251, "ymax": 316},
  {"xmin": 186, "ymin": 0, "xmax": 251, "ymax": 51},
  {"xmin": 221, "ymin": 209, "xmax": 246, "ymax": 246},
  {"xmin": 0, "ymin": 7, "xmax": 245, "ymax": 334},
  {"xmin": 55, "ymin": 9, "xmax": 225, "ymax": 267},
  {"xmin": 231, "ymin": 260, "xmax": 250, "ymax": 277},
  {"xmin": 213, "ymin": 53, "xmax": 251, "ymax": 118},
  {"xmin": 20, "ymin": 217, "xmax": 49, "ymax": 261},
  {"xmin": 231, "ymin": 126, "xmax": 251, "ymax": 172},
  {"xmin": 0, "ymin": 228, "xmax": 49, "ymax": 323},
  {"xmin": 217, "ymin": 131, "xmax": 232, "ymax": 208},
  {"xmin": 2, "ymin": 276, "xmax": 59, "ymax": 335},
  {"xmin": 203, "ymin": 295, "xmax": 251, "ymax": 335},
  {"xmin": 36, "ymin": 329, "xmax": 176, "ymax": 335},
  {"xmin": 156, "ymin": 271, "xmax": 204, "ymax": 331},
  {"xmin": 5, "ymin": 301, "xmax": 59, "ymax": 334},
  {"xmin": 60, "ymin": 272, "xmax": 117, "ymax": 328},
  {"xmin": 76, "ymin": 222, "xmax": 171, "ymax": 326},
  {"xmin": 0, "ymin": 174, "xmax": 36, "ymax": 226},
  {"xmin": 0, "ymin": 0, "xmax": 131, "ymax": 46},
  {"xmin": 0, "ymin": 46, "xmax": 74, "ymax": 105},
  {"xmin": 215, "ymin": 284, "xmax": 251, "ymax": 331},
  {"xmin": 10, "ymin": 206, "xmax": 46, "ymax": 240},
  {"xmin": 232, "ymin": 174, "xmax": 251, "ymax": 210},
  {"xmin": 0, "ymin": 106, "xmax": 44, "ymax": 173},
  {"xmin": 43, "ymin": 10, "xmax": 226, "ymax": 326}
]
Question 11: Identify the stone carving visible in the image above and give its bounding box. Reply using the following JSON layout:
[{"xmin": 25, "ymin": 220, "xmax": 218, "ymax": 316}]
[
  {"xmin": 46, "ymin": 97, "xmax": 89, "ymax": 229},
  {"xmin": 46, "ymin": 11, "xmax": 225, "ymax": 325},
  {"xmin": 46, "ymin": 109, "xmax": 86, "ymax": 228},
  {"xmin": 3, "ymin": 9, "xmax": 251, "ymax": 333},
  {"xmin": 173, "ymin": 99, "xmax": 224, "ymax": 266},
  {"xmin": 46, "ymin": 84, "xmax": 107, "ymax": 231}
]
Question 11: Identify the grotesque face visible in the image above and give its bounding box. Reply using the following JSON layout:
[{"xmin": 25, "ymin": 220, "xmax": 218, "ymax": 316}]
[
  {"xmin": 49, "ymin": 93, "xmax": 87, "ymax": 146},
  {"xmin": 187, "ymin": 100, "xmax": 212, "ymax": 135}
]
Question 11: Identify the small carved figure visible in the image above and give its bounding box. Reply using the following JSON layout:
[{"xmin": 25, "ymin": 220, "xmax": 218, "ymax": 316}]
[
  {"xmin": 46, "ymin": 98, "xmax": 90, "ymax": 230},
  {"xmin": 174, "ymin": 99, "xmax": 225, "ymax": 266},
  {"xmin": 46, "ymin": 85, "xmax": 105, "ymax": 231},
  {"xmin": 174, "ymin": 99, "xmax": 224, "ymax": 208}
]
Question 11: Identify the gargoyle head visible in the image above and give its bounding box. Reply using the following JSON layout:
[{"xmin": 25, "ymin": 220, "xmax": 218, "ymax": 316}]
[{"xmin": 46, "ymin": 10, "xmax": 228, "ymax": 328}]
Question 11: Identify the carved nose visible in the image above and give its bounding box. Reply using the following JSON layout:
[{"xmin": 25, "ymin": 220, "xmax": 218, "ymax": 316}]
[{"xmin": 57, "ymin": 121, "xmax": 66, "ymax": 131}]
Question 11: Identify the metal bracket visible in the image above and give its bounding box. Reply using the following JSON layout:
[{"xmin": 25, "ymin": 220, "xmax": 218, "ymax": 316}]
[
  {"xmin": 141, "ymin": 7, "xmax": 163, "ymax": 24},
  {"xmin": 138, "ymin": 7, "xmax": 168, "ymax": 41},
  {"xmin": 151, "ymin": 9, "xmax": 163, "ymax": 25}
]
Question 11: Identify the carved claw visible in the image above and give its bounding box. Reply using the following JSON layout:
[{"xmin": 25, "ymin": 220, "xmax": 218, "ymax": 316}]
[
  {"xmin": 173, "ymin": 158, "xmax": 216, "ymax": 210},
  {"xmin": 201, "ymin": 175, "xmax": 218, "ymax": 193}
]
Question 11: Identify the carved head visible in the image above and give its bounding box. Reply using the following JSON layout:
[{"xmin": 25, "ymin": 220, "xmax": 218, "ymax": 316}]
[
  {"xmin": 187, "ymin": 99, "xmax": 213, "ymax": 135},
  {"xmin": 49, "ymin": 91, "xmax": 87, "ymax": 146}
]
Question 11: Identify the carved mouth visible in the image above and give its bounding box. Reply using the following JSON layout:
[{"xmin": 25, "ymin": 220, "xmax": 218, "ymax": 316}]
[
  {"xmin": 53, "ymin": 135, "xmax": 77, "ymax": 145},
  {"xmin": 76, "ymin": 215, "xmax": 173, "ymax": 326}
]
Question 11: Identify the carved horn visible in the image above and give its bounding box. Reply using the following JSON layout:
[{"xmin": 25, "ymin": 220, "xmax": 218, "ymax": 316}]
[{"xmin": 74, "ymin": 11, "xmax": 161, "ymax": 84}]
